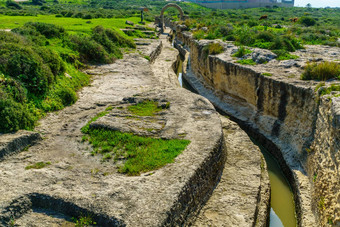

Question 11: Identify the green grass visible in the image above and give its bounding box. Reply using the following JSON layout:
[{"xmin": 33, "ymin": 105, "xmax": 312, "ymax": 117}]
[
  {"xmin": 81, "ymin": 105, "xmax": 190, "ymax": 176},
  {"xmin": 262, "ymin": 72, "xmax": 272, "ymax": 77},
  {"xmin": 81, "ymin": 109, "xmax": 110, "ymax": 134},
  {"xmin": 127, "ymin": 100, "xmax": 165, "ymax": 116},
  {"xmin": 204, "ymin": 42, "xmax": 224, "ymax": 56},
  {"xmin": 25, "ymin": 161, "xmax": 51, "ymax": 170},
  {"xmin": 84, "ymin": 128, "xmax": 190, "ymax": 176},
  {"xmin": 232, "ymin": 46, "xmax": 252, "ymax": 58},
  {"xmin": 72, "ymin": 214, "xmax": 96, "ymax": 227},
  {"xmin": 318, "ymin": 84, "xmax": 340, "ymax": 96},
  {"xmin": 39, "ymin": 63, "xmax": 90, "ymax": 112},
  {"xmin": 236, "ymin": 59, "xmax": 256, "ymax": 65},
  {"xmin": 301, "ymin": 61, "xmax": 340, "ymax": 81},
  {"xmin": 0, "ymin": 15, "xmax": 140, "ymax": 36}
]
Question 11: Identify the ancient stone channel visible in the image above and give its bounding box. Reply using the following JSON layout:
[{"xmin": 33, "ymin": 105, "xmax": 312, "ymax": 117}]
[
  {"xmin": 0, "ymin": 21, "xmax": 339, "ymax": 226},
  {"xmin": 167, "ymin": 17, "xmax": 340, "ymax": 227}
]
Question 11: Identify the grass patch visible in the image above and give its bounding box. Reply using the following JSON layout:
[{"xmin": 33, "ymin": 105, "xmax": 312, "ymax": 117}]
[
  {"xmin": 318, "ymin": 84, "xmax": 340, "ymax": 96},
  {"xmin": 262, "ymin": 72, "xmax": 272, "ymax": 77},
  {"xmin": 232, "ymin": 46, "xmax": 252, "ymax": 58},
  {"xmin": 0, "ymin": 15, "xmax": 140, "ymax": 36},
  {"xmin": 236, "ymin": 59, "xmax": 256, "ymax": 65},
  {"xmin": 127, "ymin": 100, "xmax": 164, "ymax": 116},
  {"xmin": 25, "ymin": 161, "xmax": 51, "ymax": 170},
  {"xmin": 81, "ymin": 110, "xmax": 110, "ymax": 134},
  {"xmin": 203, "ymin": 42, "xmax": 224, "ymax": 57},
  {"xmin": 273, "ymin": 49, "xmax": 299, "ymax": 61},
  {"xmin": 72, "ymin": 214, "xmax": 96, "ymax": 227},
  {"xmin": 83, "ymin": 128, "xmax": 190, "ymax": 176},
  {"xmin": 301, "ymin": 61, "xmax": 340, "ymax": 81}
]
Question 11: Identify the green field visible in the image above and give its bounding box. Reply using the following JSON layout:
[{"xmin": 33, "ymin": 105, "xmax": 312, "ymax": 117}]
[{"xmin": 0, "ymin": 15, "xmax": 141, "ymax": 34}]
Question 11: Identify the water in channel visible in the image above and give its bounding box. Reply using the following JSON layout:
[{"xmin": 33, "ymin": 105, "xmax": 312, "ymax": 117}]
[
  {"xmin": 175, "ymin": 58, "xmax": 297, "ymax": 227},
  {"xmin": 259, "ymin": 143, "xmax": 297, "ymax": 227}
]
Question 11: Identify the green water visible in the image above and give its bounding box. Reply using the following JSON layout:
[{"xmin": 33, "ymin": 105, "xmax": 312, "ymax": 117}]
[{"xmin": 260, "ymin": 146, "xmax": 297, "ymax": 227}]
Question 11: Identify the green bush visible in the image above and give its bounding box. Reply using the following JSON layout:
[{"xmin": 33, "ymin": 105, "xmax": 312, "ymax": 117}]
[
  {"xmin": 301, "ymin": 61, "xmax": 340, "ymax": 81},
  {"xmin": 300, "ymin": 16, "xmax": 316, "ymax": 27},
  {"xmin": 54, "ymin": 85, "xmax": 77, "ymax": 107},
  {"xmin": 0, "ymin": 98, "xmax": 36, "ymax": 132},
  {"xmin": 33, "ymin": 47, "xmax": 66, "ymax": 78},
  {"xmin": 272, "ymin": 49, "xmax": 299, "ymax": 60},
  {"xmin": 0, "ymin": 74, "xmax": 26, "ymax": 103},
  {"xmin": 95, "ymin": 26, "xmax": 135, "ymax": 48},
  {"xmin": 0, "ymin": 43, "xmax": 49, "ymax": 95},
  {"xmin": 6, "ymin": 0, "xmax": 21, "ymax": 9},
  {"xmin": 256, "ymin": 31, "xmax": 275, "ymax": 42},
  {"xmin": 69, "ymin": 34, "xmax": 111, "ymax": 64},
  {"xmin": 193, "ymin": 30, "xmax": 205, "ymax": 40},
  {"xmin": 203, "ymin": 42, "xmax": 224, "ymax": 57},
  {"xmin": 12, "ymin": 26, "xmax": 47, "ymax": 45},
  {"xmin": 24, "ymin": 22, "xmax": 65, "ymax": 38},
  {"xmin": 232, "ymin": 46, "xmax": 252, "ymax": 58}
]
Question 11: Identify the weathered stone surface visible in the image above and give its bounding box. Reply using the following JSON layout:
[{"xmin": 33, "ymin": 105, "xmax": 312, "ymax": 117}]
[
  {"xmin": 125, "ymin": 20, "xmax": 134, "ymax": 26},
  {"xmin": 0, "ymin": 130, "xmax": 41, "ymax": 160},
  {"xmin": 251, "ymin": 49, "xmax": 277, "ymax": 63},
  {"xmin": 0, "ymin": 37, "xmax": 225, "ymax": 226},
  {"xmin": 308, "ymin": 96, "xmax": 340, "ymax": 226},
  {"xmin": 193, "ymin": 117, "xmax": 270, "ymax": 227}
]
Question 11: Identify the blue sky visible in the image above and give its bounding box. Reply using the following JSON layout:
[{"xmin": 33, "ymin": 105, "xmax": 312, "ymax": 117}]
[{"xmin": 294, "ymin": 0, "xmax": 340, "ymax": 8}]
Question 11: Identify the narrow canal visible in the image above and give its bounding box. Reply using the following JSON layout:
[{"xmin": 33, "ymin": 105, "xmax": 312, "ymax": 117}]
[{"xmin": 175, "ymin": 57, "xmax": 297, "ymax": 227}]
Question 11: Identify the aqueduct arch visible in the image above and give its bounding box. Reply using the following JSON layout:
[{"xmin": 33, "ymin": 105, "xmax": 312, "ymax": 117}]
[{"xmin": 159, "ymin": 3, "xmax": 185, "ymax": 29}]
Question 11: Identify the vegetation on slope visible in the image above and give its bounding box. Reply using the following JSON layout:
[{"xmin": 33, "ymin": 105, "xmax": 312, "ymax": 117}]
[{"xmin": 0, "ymin": 22, "xmax": 135, "ymax": 133}]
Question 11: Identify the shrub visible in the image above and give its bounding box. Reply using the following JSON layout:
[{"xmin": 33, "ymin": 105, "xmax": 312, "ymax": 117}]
[
  {"xmin": 301, "ymin": 61, "xmax": 340, "ymax": 81},
  {"xmin": 256, "ymin": 31, "xmax": 275, "ymax": 42},
  {"xmin": 0, "ymin": 98, "xmax": 36, "ymax": 132},
  {"xmin": 300, "ymin": 16, "xmax": 316, "ymax": 27},
  {"xmin": 0, "ymin": 74, "xmax": 26, "ymax": 103},
  {"xmin": 6, "ymin": 0, "xmax": 21, "ymax": 9},
  {"xmin": 0, "ymin": 43, "xmax": 49, "ymax": 95},
  {"xmin": 193, "ymin": 30, "xmax": 205, "ymax": 40},
  {"xmin": 203, "ymin": 42, "xmax": 224, "ymax": 57},
  {"xmin": 235, "ymin": 27, "xmax": 255, "ymax": 46},
  {"xmin": 94, "ymin": 26, "xmax": 135, "ymax": 48},
  {"xmin": 270, "ymin": 35, "xmax": 303, "ymax": 52},
  {"xmin": 24, "ymin": 22, "xmax": 65, "ymax": 38},
  {"xmin": 33, "ymin": 47, "xmax": 66, "ymax": 78},
  {"xmin": 272, "ymin": 49, "xmax": 299, "ymax": 60},
  {"xmin": 218, "ymin": 24, "xmax": 233, "ymax": 36},
  {"xmin": 54, "ymin": 86, "xmax": 77, "ymax": 107},
  {"xmin": 12, "ymin": 26, "xmax": 47, "ymax": 45},
  {"xmin": 232, "ymin": 46, "xmax": 252, "ymax": 58},
  {"xmin": 69, "ymin": 34, "xmax": 111, "ymax": 64}
]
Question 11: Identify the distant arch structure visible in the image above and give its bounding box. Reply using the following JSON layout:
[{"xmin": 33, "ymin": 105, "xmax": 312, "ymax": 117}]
[{"xmin": 160, "ymin": 3, "xmax": 185, "ymax": 28}]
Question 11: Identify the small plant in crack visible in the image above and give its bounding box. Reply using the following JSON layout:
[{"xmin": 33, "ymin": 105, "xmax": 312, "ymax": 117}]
[
  {"xmin": 72, "ymin": 214, "xmax": 96, "ymax": 227},
  {"xmin": 25, "ymin": 162, "xmax": 51, "ymax": 170}
]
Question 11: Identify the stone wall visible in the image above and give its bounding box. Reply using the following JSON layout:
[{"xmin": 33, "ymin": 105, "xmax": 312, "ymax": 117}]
[
  {"xmin": 308, "ymin": 96, "xmax": 340, "ymax": 226},
  {"xmin": 169, "ymin": 22, "xmax": 340, "ymax": 226}
]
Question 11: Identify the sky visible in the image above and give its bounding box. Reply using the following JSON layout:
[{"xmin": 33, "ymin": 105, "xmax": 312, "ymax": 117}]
[{"xmin": 294, "ymin": 0, "xmax": 340, "ymax": 8}]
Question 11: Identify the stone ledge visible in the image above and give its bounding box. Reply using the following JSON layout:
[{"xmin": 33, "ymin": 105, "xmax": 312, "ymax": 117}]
[{"xmin": 0, "ymin": 130, "xmax": 41, "ymax": 161}]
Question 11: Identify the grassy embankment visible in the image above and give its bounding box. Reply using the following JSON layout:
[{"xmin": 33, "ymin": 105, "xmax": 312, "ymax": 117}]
[{"xmin": 0, "ymin": 16, "xmax": 140, "ymax": 132}]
